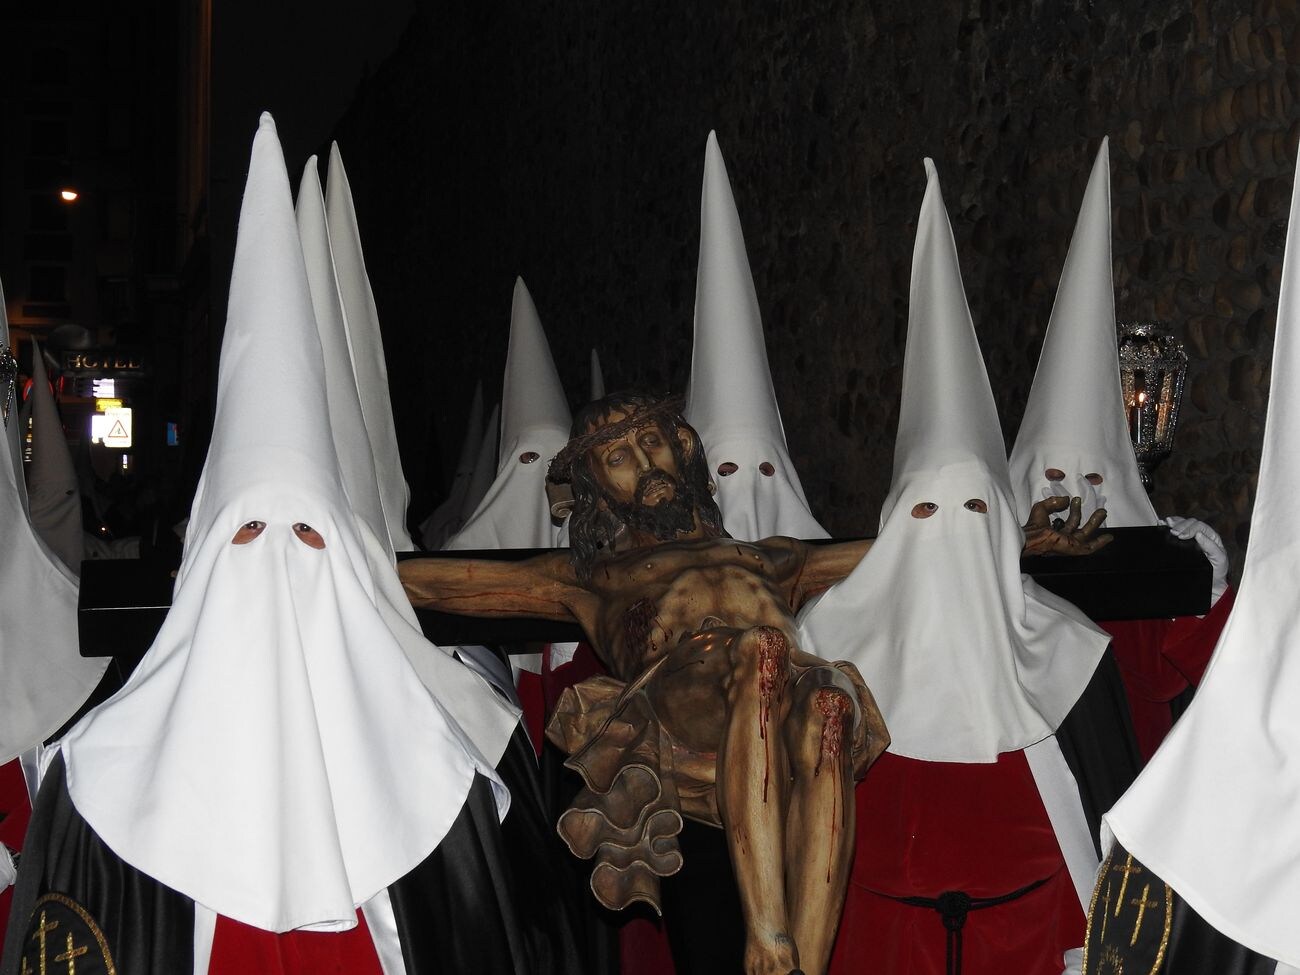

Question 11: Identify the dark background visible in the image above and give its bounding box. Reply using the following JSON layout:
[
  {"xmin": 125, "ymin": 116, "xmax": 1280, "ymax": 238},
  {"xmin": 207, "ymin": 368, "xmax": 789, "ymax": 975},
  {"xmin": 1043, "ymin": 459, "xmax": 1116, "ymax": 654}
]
[{"xmin": 3, "ymin": 0, "xmax": 1287, "ymax": 577}]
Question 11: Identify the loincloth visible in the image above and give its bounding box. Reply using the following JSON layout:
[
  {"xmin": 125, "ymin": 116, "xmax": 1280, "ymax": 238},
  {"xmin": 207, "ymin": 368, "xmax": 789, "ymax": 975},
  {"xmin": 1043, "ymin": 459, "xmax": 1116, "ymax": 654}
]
[{"xmin": 545, "ymin": 641, "xmax": 874, "ymax": 915}]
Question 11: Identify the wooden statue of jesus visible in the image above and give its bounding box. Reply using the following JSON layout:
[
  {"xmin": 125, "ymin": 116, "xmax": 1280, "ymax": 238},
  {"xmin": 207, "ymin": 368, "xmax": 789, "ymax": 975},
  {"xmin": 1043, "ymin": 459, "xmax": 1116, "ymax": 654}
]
[{"xmin": 399, "ymin": 391, "xmax": 1106, "ymax": 975}]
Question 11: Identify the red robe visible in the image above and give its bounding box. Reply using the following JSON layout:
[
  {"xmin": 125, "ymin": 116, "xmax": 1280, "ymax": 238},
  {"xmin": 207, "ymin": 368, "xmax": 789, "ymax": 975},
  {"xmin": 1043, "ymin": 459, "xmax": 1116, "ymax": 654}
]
[
  {"xmin": 1099, "ymin": 588, "xmax": 1234, "ymax": 762},
  {"xmin": 209, "ymin": 912, "xmax": 382, "ymax": 975},
  {"xmin": 830, "ymin": 750, "xmax": 1085, "ymax": 975},
  {"xmin": 0, "ymin": 760, "xmax": 32, "ymax": 957}
]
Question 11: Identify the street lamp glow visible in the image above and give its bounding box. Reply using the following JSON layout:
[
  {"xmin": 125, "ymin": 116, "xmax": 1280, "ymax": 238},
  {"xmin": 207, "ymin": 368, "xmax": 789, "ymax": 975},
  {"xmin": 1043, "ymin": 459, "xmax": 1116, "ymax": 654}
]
[{"xmin": 59, "ymin": 189, "xmax": 79, "ymax": 202}]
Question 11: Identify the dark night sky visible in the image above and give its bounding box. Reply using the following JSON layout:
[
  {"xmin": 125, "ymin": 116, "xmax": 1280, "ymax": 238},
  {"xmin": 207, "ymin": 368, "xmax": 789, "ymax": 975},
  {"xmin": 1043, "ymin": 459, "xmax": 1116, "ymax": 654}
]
[{"xmin": 210, "ymin": 1, "xmax": 415, "ymax": 329}]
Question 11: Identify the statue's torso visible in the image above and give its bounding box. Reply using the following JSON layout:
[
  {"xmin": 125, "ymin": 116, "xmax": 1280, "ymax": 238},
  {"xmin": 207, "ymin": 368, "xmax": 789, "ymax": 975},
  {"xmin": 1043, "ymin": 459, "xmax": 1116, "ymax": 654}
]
[{"xmin": 580, "ymin": 536, "xmax": 801, "ymax": 680}]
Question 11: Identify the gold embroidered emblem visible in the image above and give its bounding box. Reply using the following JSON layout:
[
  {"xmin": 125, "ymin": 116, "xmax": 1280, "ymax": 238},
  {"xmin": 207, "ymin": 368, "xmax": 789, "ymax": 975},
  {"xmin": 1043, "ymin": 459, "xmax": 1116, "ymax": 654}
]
[
  {"xmin": 17, "ymin": 894, "xmax": 116, "ymax": 975},
  {"xmin": 1082, "ymin": 850, "xmax": 1172, "ymax": 975}
]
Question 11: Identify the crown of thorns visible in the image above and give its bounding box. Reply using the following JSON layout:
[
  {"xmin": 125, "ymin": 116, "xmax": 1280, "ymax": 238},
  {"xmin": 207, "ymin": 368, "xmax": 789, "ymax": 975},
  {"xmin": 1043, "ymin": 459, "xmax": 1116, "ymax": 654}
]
[{"xmin": 547, "ymin": 394, "xmax": 686, "ymax": 484}]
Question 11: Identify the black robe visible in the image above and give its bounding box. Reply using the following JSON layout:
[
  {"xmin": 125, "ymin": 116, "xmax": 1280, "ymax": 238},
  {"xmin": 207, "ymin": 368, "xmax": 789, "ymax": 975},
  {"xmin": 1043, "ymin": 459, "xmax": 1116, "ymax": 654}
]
[
  {"xmin": 2, "ymin": 734, "xmax": 582, "ymax": 975},
  {"xmin": 1083, "ymin": 843, "xmax": 1279, "ymax": 975}
]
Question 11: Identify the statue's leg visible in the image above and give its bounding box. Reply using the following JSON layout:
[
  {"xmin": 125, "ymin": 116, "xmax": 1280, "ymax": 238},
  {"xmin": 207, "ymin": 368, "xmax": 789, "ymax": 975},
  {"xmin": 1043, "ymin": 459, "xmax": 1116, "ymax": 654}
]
[
  {"xmin": 716, "ymin": 626, "xmax": 800, "ymax": 975},
  {"xmin": 781, "ymin": 668, "xmax": 857, "ymax": 975}
]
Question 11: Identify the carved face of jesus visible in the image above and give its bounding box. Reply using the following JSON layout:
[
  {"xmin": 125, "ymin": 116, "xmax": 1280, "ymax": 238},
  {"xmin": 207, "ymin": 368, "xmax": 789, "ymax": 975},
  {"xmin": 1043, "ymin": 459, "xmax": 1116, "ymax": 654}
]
[{"xmin": 587, "ymin": 412, "xmax": 699, "ymax": 540}]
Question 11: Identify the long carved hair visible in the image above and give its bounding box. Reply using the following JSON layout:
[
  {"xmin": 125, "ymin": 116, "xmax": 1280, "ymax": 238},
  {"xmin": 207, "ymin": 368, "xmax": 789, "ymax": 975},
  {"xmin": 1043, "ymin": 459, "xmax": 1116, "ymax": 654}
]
[{"xmin": 567, "ymin": 391, "xmax": 724, "ymax": 582}]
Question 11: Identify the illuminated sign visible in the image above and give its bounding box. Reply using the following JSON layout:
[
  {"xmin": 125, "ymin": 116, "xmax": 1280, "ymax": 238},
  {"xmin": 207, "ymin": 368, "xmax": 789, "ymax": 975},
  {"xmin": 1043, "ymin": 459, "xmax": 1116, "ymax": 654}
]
[
  {"xmin": 91, "ymin": 407, "xmax": 132, "ymax": 448},
  {"xmin": 95, "ymin": 398, "xmax": 123, "ymax": 411},
  {"xmin": 62, "ymin": 350, "xmax": 145, "ymax": 376}
]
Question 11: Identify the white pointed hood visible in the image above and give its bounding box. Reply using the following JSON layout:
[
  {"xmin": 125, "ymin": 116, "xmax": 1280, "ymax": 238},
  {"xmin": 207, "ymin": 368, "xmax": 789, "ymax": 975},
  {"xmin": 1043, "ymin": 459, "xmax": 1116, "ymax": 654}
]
[
  {"xmin": 419, "ymin": 382, "xmax": 485, "ymax": 549},
  {"xmin": 448, "ymin": 279, "xmax": 570, "ymax": 550},
  {"xmin": 0, "ymin": 286, "xmax": 106, "ymax": 765},
  {"xmin": 60, "ymin": 115, "xmax": 507, "ymax": 934},
  {"xmin": 26, "ymin": 340, "xmax": 83, "ymax": 574},
  {"xmin": 297, "ymin": 158, "xmax": 388, "ymax": 553},
  {"xmin": 325, "ymin": 143, "xmax": 414, "ymax": 552},
  {"xmin": 299, "ymin": 156, "xmax": 517, "ymax": 769},
  {"xmin": 684, "ymin": 132, "xmax": 826, "ymax": 542},
  {"xmin": 299, "ymin": 163, "xmax": 519, "ymax": 756},
  {"xmin": 798, "ymin": 160, "xmax": 1108, "ymax": 763},
  {"xmin": 1103, "ymin": 142, "xmax": 1300, "ymax": 968},
  {"xmin": 590, "ymin": 348, "xmax": 606, "ymax": 401},
  {"xmin": 1009, "ymin": 139, "xmax": 1157, "ymax": 527}
]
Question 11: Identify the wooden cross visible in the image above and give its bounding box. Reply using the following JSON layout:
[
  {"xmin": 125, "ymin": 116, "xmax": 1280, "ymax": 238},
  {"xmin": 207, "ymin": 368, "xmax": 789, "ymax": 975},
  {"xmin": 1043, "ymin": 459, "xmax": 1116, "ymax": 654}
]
[
  {"xmin": 1128, "ymin": 882, "xmax": 1162, "ymax": 947},
  {"xmin": 1111, "ymin": 854, "xmax": 1143, "ymax": 917}
]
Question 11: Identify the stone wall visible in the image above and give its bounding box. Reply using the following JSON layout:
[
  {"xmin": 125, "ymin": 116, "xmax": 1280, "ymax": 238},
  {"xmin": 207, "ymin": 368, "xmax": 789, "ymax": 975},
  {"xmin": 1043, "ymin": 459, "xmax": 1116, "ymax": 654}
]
[{"xmin": 332, "ymin": 0, "xmax": 1294, "ymax": 576}]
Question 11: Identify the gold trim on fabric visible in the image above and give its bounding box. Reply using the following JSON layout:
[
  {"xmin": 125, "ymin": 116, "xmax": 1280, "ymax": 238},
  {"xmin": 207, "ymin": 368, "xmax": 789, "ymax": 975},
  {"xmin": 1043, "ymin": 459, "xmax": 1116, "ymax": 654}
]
[
  {"xmin": 28, "ymin": 893, "xmax": 117, "ymax": 975},
  {"xmin": 1149, "ymin": 882, "xmax": 1173, "ymax": 975},
  {"xmin": 1081, "ymin": 848, "xmax": 1113, "ymax": 971}
]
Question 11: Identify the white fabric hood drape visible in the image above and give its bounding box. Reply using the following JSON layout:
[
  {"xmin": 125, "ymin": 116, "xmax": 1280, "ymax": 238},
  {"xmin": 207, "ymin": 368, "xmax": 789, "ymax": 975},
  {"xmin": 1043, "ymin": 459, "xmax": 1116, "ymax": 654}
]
[
  {"xmin": 26, "ymin": 339, "xmax": 84, "ymax": 575},
  {"xmin": 60, "ymin": 114, "xmax": 506, "ymax": 934},
  {"xmin": 0, "ymin": 284, "xmax": 107, "ymax": 766},
  {"xmin": 1102, "ymin": 140, "xmax": 1300, "ymax": 968},
  {"xmin": 298, "ymin": 159, "xmax": 518, "ymax": 764},
  {"xmin": 418, "ymin": 381, "xmax": 485, "ymax": 549},
  {"xmin": 684, "ymin": 132, "xmax": 827, "ymax": 542},
  {"xmin": 325, "ymin": 143, "xmax": 414, "ymax": 553},
  {"xmin": 1009, "ymin": 139, "xmax": 1157, "ymax": 527},
  {"xmin": 798, "ymin": 159, "xmax": 1108, "ymax": 763},
  {"xmin": 448, "ymin": 278, "xmax": 570, "ymax": 551}
]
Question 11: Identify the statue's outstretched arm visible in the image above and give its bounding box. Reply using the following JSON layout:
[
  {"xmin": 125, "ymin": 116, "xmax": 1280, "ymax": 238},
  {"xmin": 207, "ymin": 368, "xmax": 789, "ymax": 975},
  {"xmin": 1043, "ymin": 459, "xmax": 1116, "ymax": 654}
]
[
  {"xmin": 398, "ymin": 551, "xmax": 586, "ymax": 623},
  {"xmin": 787, "ymin": 537, "xmax": 874, "ymax": 608}
]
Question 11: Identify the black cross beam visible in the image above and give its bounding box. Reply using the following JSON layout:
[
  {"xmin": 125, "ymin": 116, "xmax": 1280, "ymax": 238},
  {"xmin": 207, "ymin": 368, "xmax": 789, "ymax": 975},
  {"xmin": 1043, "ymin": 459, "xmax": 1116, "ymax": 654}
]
[{"xmin": 77, "ymin": 526, "xmax": 1209, "ymax": 664}]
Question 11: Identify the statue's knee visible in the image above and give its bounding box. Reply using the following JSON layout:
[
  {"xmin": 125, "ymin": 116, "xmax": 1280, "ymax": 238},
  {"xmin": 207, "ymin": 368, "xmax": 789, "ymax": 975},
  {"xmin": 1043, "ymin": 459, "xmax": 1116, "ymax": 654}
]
[
  {"xmin": 790, "ymin": 684, "xmax": 855, "ymax": 772},
  {"xmin": 792, "ymin": 668, "xmax": 860, "ymax": 734},
  {"xmin": 730, "ymin": 626, "xmax": 790, "ymax": 708},
  {"xmin": 732, "ymin": 625, "xmax": 789, "ymax": 672}
]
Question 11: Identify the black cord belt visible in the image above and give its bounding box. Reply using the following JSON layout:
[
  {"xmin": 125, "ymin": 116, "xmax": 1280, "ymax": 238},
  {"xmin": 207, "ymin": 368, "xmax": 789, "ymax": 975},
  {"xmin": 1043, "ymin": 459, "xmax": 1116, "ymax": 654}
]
[{"xmin": 875, "ymin": 876, "xmax": 1051, "ymax": 975}]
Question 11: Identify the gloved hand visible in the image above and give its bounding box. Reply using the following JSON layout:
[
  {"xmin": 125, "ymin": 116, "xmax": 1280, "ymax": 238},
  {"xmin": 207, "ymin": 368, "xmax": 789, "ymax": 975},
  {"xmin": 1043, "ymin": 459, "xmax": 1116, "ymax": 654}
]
[
  {"xmin": 1061, "ymin": 946, "xmax": 1084, "ymax": 975},
  {"xmin": 1164, "ymin": 516, "xmax": 1229, "ymax": 606},
  {"xmin": 0, "ymin": 841, "xmax": 15, "ymax": 890}
]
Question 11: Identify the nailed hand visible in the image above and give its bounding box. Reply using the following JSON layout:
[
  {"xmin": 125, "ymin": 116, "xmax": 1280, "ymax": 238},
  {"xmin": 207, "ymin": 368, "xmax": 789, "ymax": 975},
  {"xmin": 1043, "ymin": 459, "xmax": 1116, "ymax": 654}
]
[{"xmin": 1022, "ymin": 495, "xmax": 1112, "ymax": 557}]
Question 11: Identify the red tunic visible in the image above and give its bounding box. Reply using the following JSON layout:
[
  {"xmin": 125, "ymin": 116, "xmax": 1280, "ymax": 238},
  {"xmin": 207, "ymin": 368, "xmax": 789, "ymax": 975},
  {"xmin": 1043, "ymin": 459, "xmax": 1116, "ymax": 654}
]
[
  {"xmin": 209, "ymin": 910, "xmax": 383, "ymax": 975},
  {"xmin": 1099, "ymin": 588, "xmax": 1234, "ymax": 762},
  {"xmin": 830, "ymin": 750, "xmax": 1084, "ymax": 975},
  {"xmin": 0, "ymin": 759, "xmax": 33, "ymax": 956}
]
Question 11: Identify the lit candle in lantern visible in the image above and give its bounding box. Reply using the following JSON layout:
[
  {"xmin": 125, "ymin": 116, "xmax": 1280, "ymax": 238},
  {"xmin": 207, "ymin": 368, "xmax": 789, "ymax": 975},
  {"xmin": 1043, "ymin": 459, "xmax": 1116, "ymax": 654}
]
[{"xmin": 1132, "ymin": 389, "xmax": 1147, "ymax": 445}]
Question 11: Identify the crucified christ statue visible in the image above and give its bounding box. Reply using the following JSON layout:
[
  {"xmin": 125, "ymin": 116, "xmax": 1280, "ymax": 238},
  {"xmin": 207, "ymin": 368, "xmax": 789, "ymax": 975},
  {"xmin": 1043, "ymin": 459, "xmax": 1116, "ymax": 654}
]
[{"xmin": 399, "ymin": 391, "xmax": 1107, "ymax": 975}]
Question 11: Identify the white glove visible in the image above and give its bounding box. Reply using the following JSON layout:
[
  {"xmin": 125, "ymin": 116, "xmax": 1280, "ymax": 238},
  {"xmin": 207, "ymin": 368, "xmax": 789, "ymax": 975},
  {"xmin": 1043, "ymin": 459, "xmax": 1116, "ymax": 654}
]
[
  {"xmin": 0, "ymin": 842, "xmax": 15, "ymax": 890},
  {"xmin": 1165, "ymin": 516, "xmax": 1229, "ymax": 606},
  {"xmin": 1061, "ymin": 946, "xmax": 1084, "ymax": 975}
]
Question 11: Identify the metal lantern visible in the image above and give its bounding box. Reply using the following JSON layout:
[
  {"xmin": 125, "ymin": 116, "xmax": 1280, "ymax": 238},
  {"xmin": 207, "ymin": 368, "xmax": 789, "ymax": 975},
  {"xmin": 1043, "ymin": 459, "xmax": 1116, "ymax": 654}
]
[
  {"xmin": 0, "ymin": 344, "xmax": 15, "ymax": 428},
  {"xmin": 1117, "ymin": 321, "xmax": 1187, "ymax": 490}
]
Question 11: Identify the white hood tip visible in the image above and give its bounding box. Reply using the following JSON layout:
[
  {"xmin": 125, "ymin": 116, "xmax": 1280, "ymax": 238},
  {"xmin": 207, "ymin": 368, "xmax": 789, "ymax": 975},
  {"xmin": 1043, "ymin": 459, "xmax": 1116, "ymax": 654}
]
[{"xmin": 686, "ymin": 131, "xmax": 826, "ymax": 541}]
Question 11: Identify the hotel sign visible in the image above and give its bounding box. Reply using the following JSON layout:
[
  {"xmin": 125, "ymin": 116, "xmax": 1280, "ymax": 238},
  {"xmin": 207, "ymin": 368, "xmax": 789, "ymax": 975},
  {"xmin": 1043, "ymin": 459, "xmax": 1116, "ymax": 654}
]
[{"xmin": 61, "ymin": 349, "xmax": 146, "ymax": 376}]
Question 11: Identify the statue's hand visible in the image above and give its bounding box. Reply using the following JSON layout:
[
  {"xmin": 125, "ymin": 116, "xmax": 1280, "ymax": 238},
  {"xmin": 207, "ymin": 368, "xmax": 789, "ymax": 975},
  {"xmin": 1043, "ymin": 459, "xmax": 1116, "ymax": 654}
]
[{"xmin": 1022, "ymin": 496, "xmax": 1112, "ymax": 557}]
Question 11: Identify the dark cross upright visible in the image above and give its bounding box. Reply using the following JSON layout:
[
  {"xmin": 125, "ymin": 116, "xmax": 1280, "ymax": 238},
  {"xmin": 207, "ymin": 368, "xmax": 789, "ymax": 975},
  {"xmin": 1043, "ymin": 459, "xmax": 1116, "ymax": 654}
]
[
  {"xmin": 1110, "ymin": 854, "xmax": 1143, "ymax": 917},
  {"xmin": 29, "ymin": 910, "xmax": 59, "ymax": 974},
  {"xmin": 1128, "ymin": 883, "xmax": 1162, "ymax": 947},
  {"xmin": 53, "ymin": 931, "xmax": 89, "ymax": 974}
]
